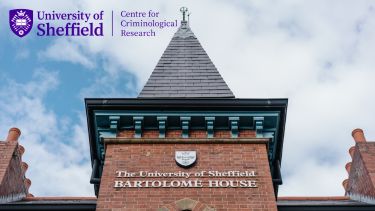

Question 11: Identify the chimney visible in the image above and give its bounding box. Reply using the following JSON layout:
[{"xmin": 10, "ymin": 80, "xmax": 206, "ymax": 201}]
[
  {"xmin": 343, "ymin": 179, "xmax": 349, "ymax": 192},
  {"xmin": 0, "ymin": 128, "xmax": 32, "ymax": 203},
  {"xmin": 345, "ymin": 162, "xmax": 352, "ymax": 174},
  {"xmin": 6, "ymin": 127, "xmax": 21, "ymax": 142},
  {"xmin": 21, "ymin": 162, "xmax": 29, "ymax": 174},
  {"xmin": 18, "ymin": 145, "xmax": 25, "ymax": 156},
  {"xmin": 24, "ymin": 178, "xmax": 32, "ymax": 192},
  {"xmin": 348, "ymin": 146, "xmax": 355, "ymax": 158},
  {"xmin": 351, "ymin": 128, "xmax": 366, "ymax": 143},
  {"xmin": 344, "ymin": 128, "xmax": 375, "ymax": 204}
]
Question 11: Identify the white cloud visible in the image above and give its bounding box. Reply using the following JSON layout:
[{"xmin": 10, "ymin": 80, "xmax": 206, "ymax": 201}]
[
  {"xmin": 38, "ymin": 39, "xmax": 95, "ymax": 69},
  {"xmin": 0, "ymin": 70, "xmax": 93, "ymax": 196}
]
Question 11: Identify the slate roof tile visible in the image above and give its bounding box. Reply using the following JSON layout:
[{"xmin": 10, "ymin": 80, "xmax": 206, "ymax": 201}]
[{"xmin": 138, "ymin": 21, "xmax": 234, "ymax": 98}]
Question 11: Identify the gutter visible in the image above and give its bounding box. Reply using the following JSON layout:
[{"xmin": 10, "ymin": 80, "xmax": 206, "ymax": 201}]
[{"xmin": 90, "ymin": 159, "xmax": 100, "ymax": 185}]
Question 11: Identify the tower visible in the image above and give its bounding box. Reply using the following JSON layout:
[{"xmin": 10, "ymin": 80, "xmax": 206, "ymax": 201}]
[{"xmin": 86, "ymin": 8, "xmax": 287, "ymax": 211}]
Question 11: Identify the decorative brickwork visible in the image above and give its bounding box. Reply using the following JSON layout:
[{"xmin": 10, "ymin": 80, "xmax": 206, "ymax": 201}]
[
  {"xmin": 344, "ymin": 129, "xmax": 375, "ymax": 204},
  {"xmin": 0, "ymin": 128, "xmax": 31, "ymax": 203},
  {"xmin": 159, "ymin": 198, "xmax": 215, "ymax": 211},
  {"xmin": 96, "ymin": 139, "xmax": 277, "ymax": 211}
]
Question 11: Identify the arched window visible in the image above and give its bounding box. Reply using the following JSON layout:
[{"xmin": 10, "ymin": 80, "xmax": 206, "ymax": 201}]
[{"xmin": 160, "ymin": 198, "xmax": 215, "ymax": 211}]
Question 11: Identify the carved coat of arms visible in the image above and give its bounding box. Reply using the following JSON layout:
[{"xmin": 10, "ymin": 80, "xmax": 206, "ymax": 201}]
[{"xmin": 175, "ymin": 151, "xmax": 196, "ymax": 168}]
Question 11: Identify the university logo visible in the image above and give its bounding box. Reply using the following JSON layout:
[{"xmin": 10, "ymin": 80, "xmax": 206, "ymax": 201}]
[
  {"xmin": 175, "ymin": 151, "xmax": 196, "ymax": 168},
  {"xmin": 9, "ymin": 9, "xmax": 33, "ymax": 37}
]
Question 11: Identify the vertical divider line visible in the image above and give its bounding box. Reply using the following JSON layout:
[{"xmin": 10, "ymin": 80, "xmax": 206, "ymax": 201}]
[{"xmin": 111, "ymin": 10, "xmax": 114, "ymax": 36}]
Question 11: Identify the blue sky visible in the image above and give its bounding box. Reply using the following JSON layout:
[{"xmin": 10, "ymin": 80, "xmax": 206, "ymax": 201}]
[{"xmin": 1, "ymin": 0, "xmax": 375, "ymax": 197}]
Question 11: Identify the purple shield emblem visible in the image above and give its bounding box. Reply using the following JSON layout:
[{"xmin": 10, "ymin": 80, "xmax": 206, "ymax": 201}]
[{"xmin": 9, "ymin": 9, "xmax": 33, "ymax": 37}]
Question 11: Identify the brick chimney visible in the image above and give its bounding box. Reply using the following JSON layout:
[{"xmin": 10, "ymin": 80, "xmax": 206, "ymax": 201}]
[
  {"xmin": 0, "ymin": 128, "xmax": 32, "ymax": 203},
  {"xmin": 343, "ymin": 128, "xmax": 375, "ymax": 204}
]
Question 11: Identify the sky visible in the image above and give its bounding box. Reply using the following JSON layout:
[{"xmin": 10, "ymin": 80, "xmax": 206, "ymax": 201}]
[{"xmin": 1, "ymin": 0, "xmax": 375, "ymax": 197}]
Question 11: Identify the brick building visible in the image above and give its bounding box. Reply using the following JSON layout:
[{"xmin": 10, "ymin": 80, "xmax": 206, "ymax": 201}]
[{"xmin": 1, "ymin": 10, "xmax": 375, "ymax": 211}]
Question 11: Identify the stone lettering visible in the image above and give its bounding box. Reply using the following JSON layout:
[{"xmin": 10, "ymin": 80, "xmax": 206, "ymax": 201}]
[{"xmin": 114, "ymin": 170, "xmax": 258, "ymax": 188}]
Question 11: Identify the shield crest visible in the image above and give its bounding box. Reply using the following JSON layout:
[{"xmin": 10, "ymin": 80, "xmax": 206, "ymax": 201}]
[
  {"xmin": 175, "ymin": 151, "xmax": 196, "ymax": 168},
  {"xmin": 9, "ymin": 9, "xmax": 33, "ymax": 38}
]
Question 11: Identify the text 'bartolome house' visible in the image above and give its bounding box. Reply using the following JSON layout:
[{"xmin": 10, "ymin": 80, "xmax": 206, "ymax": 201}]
[{"xmin": 1, "ymin": 7, "xmax": 375, "ymax": 211}]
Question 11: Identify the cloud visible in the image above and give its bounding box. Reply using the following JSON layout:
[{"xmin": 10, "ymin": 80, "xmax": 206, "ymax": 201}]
[
  {"xmin": 0, "ymin": 69, "xmax": 93, "ymax": 196},
  {"xmin": 281, "ymin": 159, "xmax": 347, "ymax": 195},
  {"xmin": 38, "ymin": 38, "xmax": 95, "ymax": 69},
  {"xmin": 79, "ymin": 72, "xmax": 138, "ymax": 98}
]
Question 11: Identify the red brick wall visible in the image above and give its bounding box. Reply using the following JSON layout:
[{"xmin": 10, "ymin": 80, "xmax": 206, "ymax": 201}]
[
  {"xmin": 0, "ymin": 142, "xmax": 16, "ymax": 183},
  {"xmin": 348, "ymin": 143, "xmax": 375, "ymax": 198},
  {"xmin": 0, "ymin": 142, "xmax": 27, "ymax": 202},
  {"xmin": 97, "ymin": 141, "xmax": 277, "ymax": 211}
]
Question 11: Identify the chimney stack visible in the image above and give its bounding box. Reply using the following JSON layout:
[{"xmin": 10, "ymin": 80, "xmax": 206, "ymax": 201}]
[
  {"xmin": 348, "ymin": 146, "xmax": 355, "ymax": 158},
  {"xmin": 345, "ymin": 162, "xmax": 352, "ymax": 174},
  {"xmin": 342, "ymin": 179, "xmax": 349, "ymax": 191},
  {"xmin": 24, "ymin": 178, "xmax": 32, "ymax": 192},
  {"xmin": 352, "ymin": 128, "xmax": 366, "ymax": 143},
  {"xmin": 0, "ymin": 127, "xmax": 32, "ymax": 203},
  {"xmin": 344, "ymin": 128, "xmax": 375, "ymax": 204},
  {"xmin": 6, "ymin": 127, "xmax": 21, "ymax": 142}
]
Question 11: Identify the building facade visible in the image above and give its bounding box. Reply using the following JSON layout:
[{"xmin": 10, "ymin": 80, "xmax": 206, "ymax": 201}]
[{"xmin": 1, "ymin": 10, "xmax": 375, "ymax": 211}]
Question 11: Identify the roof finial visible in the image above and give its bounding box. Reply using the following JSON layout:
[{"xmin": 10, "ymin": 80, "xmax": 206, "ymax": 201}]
[
  {"xmin": 180, "ymin": 7, "xmax": 188, "ymax": 22},
  {"xmin": 187, "ymin": 12, "xmax": 191, "ymax": 25}
]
